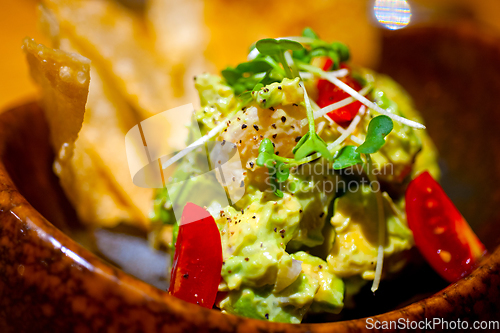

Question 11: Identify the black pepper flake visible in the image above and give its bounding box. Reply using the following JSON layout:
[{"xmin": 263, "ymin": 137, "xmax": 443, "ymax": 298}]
[
  {"xmin": 260, "ymin": 135, "xmax": 263, "ymax": 139},
  {"xmin": 241, "ymin": 209, "xmax": 244, "ymax": 214},
  {"xmin": 241, "ymin": 124, "xmax": 248, "ymax": 129},
  {"xmin": 253, "ymin": 124, "xmax": 259, "ymax": 131},
  {"xmin": 272, "ymin": 123, "xmax": 277, "ymax": 129},
  {"xmin": 240, "ymin": 181, "xmax": 245, "ymax": 187},
  {"xmin": 274, "ymin": 228, "xmax": 277, "ymax": 232},
  {"xmin": 291, "ymin": 125, "xmax": 295, "ymax": 129},
  {"xmin": 265, "ymin": 314, "xmax": 269, "ymax": 320},
  {"xmin": 269, "ymin": 107, "xmax": 275, "ymax": 111},
  {"xmin": 272, "ymin": 134, "xmax": 277, "ymax": 139},
  {"xmin": 293, "ymin": 103, "xmax": 298, "ymax": 106},
  {"xmin": 237, "ymin": 117, "xmax": 241, "ymax": 121},
  {"xmin": 279, "ymin": 229, "xmax": 285, "ymax": 233},
  {"xmin": 272, "ymin": 142, "xmax": 275, "ymax": 147},
  {"xmin": 222, "ymin": 261, "xmax": 225, "ymax": 265},
  {"xmin": 249, "ymin": 161, "xmax": 254, "ymax": 168},
  {"xmin": 182, "ymin": 273, "xmax": 189, "ymax": 279},
  {"xmin": 281, "ymin": 116, "xmax": 286, "ymax": 123},
  {"xmin": 262, "ymin": 99, "xmax": 267, "ymax": 104},
  {"xmin": 299, "ymin": 209, "xmax": 303, "ymax": 213},
  {"xmin": 295, "ymin": 136, "xmax": 302, "ymax": 142},
  {"xmin": 260, "ymin": 242, "xmax": 263, "ymax": 248},
  {"xmin": 252, "ymin": 216, "xmax": 256, "ymax": 219},
  {"xmin": 275, "ymin": 152, "xmax": 279, "ymax": 155},
  {"xmin": 239, "ymin": 140, "xmax": 242, "ymax": 143},
  {"xmin": 281, "ymin": 234, "xmax": 284, "ymax": 239},
  {"xmin": 278, "ymin": 86, "xmax": 282, "ymax": 90},
  {"xmin": 318, "ymin": 265, "xmax": 323, "ymax": 269},
  {"xmin": 320, "ymin": 212, "xmax": 325, "ymax": 218},
  {"xmin": 245, "ymin": 257, "xmax": 249, "ymax": 261}
]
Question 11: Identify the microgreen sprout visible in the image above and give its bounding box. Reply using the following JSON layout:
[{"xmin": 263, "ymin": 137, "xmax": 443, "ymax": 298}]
[
  {"xmin": 357, "ymin": 115, "xmax": 394, "ymax": 154},
  {"xmin": 255, "ymin": 38, "xmax": 304, "ymax": 79}
]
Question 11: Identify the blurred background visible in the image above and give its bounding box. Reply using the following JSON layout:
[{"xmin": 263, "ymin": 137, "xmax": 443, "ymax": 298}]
[{"xmin": 1, "ymin": 0, "xmax": 500, "ymax": 111}]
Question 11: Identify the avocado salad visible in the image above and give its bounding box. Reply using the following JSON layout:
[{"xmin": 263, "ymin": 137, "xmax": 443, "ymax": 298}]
[{"xmin": 151, "ymin": 28, "xmax": 440, "ymax": 323}]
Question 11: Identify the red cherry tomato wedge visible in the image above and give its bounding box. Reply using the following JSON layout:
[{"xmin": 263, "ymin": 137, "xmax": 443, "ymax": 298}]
[
  {"xmin": 169, "ymin": 202, "xmax": 223, "ymax": 308},
  {"xmin": 316, "ymin": 59, "xmax": 363, "ymax": 127},
  {"xmin": 405, "ymin": 171, "xmax": 486, "ymax": 282}
]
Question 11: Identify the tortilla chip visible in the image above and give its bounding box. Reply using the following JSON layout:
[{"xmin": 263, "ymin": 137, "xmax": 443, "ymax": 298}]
[
  {"xmin": 41, "ymin": 0, "xmax": 175, "ymax": 119},
  {"xmin": 24, "ymin": 37, "xmax": 154, "ymax": 229},
  {"xmin": 146, "ymin": 0, "xmax": 211, "ymax": 103},
  {"xmin": 23, "ymin": 38, "xmax": 89, "ymax": 160}
]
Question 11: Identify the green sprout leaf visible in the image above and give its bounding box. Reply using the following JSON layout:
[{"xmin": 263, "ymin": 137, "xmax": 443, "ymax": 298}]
[
  {"xmin": 332, "ymin": 145, "xmax": 363, "ymax": 169},
  {"xmin": 236, "ymin": 60, "xmax": 273, "ymax": 74},
  {"xmin": 302, "ymin": 27, "xmax": 319, "ymax": 39},
  {"xmin": 292, "ymin": 132, "xmax": 332, "ymax": 161},
  {"xmin": 356, "ymin": 115, "xmax": 394, "ymax": 154},
  {"xmin": 239, "ymin": 82, "xmax": 265, "ymax": 105},
  {"xmin": 256, "ymin": 38, "xmax": 304, "ymax": 55},
  {"xmin": 221, "ymin": 67, "xmax": 241, "ymax": 86},
  {"xmin": 256, "ymin": 138, "xmax": 275, "ymax": 167},
  {"xmin": 256, "ymin": 38, "xmax": 304, "ymax": 79},
  {"xmin": 274, "ymin": 161, "xmax": 290, "ymax": 182},
  {"xmin": 256, "ymin": 138, "xmax": 288, "ymax": 197},
  {"xmin": 331, "ymin": 42, "xmax": 350, "ymax": 62}
]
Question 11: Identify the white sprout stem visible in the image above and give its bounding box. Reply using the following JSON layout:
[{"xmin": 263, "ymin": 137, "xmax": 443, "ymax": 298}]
[
  {"xmin": 284, "ymin": 51, "xmax": 300, "ymax": 79},
  {"xmin": 324, "ymin": 74, "xmax": 426, "ymax": 129},
  {"xmin": 301, "ymin": 84, "xmax": 372, "ymax": 127},
  {"xmin": 162, "ymin": 111, "xmax": 237, "ymax": 170},
  {"xmin": 337, "ymin": 127, "xmax": 364, "ymax": 145},
  {"xmin": 300, "ymin": 68, "xmax": 348, "ymax": 80},
  {"xmin": 310, "ymin": 99, "xmax": 320, "ymax": 111},
  {"xmin": 326, "ymin": 105, "xmax": 364, "ymax": 151},
  {"xmin": 300, "ymin": 81, "xmax": 316, "ymax": 133},
  {"xmin": 336, "ymin": 106, "xmax": 365, "ymax": 145},
  {"xmin": 366, "ymin": 155, "xmax": 385, "ymax": 293}
]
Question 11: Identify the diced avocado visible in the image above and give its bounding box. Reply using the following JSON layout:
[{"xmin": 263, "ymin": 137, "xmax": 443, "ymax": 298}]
[
  {"xmin": 292, "ymin": 251, "xmax": 344, "ymax": 314},
  {"xmin": 219, "ymin": 273, "xmax": 317, "ymax": 324},
  {"xmin": 217, "ymin": 191, "xmax": 302, "ymax": 289},
  {"xmin": 327, "ymin": 184, "xmax": 413, "ymax": 279},
  {"xmin": 253, "ymin": 77, "xmax": 304, "ymax": 109},
  {"xmin": 194, "ymin": 73, "xmax": 237, "ymax": 134}
]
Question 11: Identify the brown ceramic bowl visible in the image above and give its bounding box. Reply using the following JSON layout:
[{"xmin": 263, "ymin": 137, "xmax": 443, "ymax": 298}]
[{"xmin": 1, "ymin": 23, "xmax": 500, "ymax": 332}]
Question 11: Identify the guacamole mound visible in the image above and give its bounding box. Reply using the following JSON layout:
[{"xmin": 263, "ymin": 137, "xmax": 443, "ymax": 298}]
[{"xmin": 152, "ymin": 58, "xmax": 440, "ymax": 323}]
